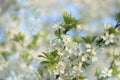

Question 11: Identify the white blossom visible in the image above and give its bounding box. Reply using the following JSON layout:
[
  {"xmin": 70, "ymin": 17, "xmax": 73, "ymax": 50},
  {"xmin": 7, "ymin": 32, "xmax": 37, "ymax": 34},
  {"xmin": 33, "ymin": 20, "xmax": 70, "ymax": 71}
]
[
  {"xmin": 52, "ymin": 24, "xmax": 61, "ymax": 30},
  {"xmin": 57, "ymin": 51, "xmax": 64, "ymax": 56},
  {"xmin": 62, "ymin": 34, "xmax": 73, "ymax": 48},
  {"xmin": 76, "ymin": 24, "xmax": 82, "ymax": 31},
  {"xmin": 104, "ymin": 24, "xmax": 112, "ymax": 30},
  {"xmin": 114, "ymin": 59, "xmax": 120, "ymax": 66},
  {"xmin": 72, "ymin": 65, "xmax": 83, "ymax": 75},
  {"xmin": 101, "ymin": 32, "xmax": 115, "ymax": 45},
  {"xmin": 58, "ymin": 76, "xmax": 63, "ymax": 80},
  {"xmin": 78, "ymin": 50, "xmax": 83, "ymax": 56},
  {"xmin": 86, "ymin": 44, "xmax": 96, "ymax": 55},
  {"xmin": 81, "ymin": 54, "xmax": 87, "ymax": 62},
  {"xmin": 91, "ymin": 55, "xmax": 98, "ymax": 62},
  {"xmin": 86, "ymin": 44, "xmax": 98, "ymax": 62},
  {"xmin": 102, "ymin": 68, "xmax": 113, "ymax": 77}
]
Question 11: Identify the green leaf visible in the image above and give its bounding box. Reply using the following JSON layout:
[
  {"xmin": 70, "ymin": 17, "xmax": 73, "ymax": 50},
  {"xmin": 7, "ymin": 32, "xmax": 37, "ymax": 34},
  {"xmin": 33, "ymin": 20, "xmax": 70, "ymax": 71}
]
[
  {"xmin": 95, "ymin": 69, "xmax": 100, "ymax": 77},
  {"xmin": 33, "ymin": 32, "xmax": 40, "ymax": 43},
  {"xmin": 37, "ymin": 67, "xmax": 43, "ymax": 77},
  {"xmin": 76, "ymin": 74, "xmax": 87, "ymax": 80},
  {"xmin": 11, "ymin": 44, "xmax": 17, "ymax": 53},
  {"xmin": 43, "ymin": 52, "xmax": 54, "ymax": 61},
  {"xmin": 92, "ymin": 36, "xmax": 97, "ymax": 42},
  {"xmin": 40, "ymin": 50, "xmax": 59, "ymax": 70},
  {"xmin": 38, "ymin": 54, "xmax": 46, "ymax": 58},
  {"xmin": 40, "ymin": 61, "xmax": 50, "ymax": 65},
  {"xmin": 63, "ymin": 11, "xmax": 72, "ymax": 24},
  {"xmin": 82, "ymin": 62, "xmax": 90, "ymax": 68},
  {"xmin": 28, "ymin": 43, "xmax": 36, "ymax": 49},
  {"xmin": 1, "ymin": 51, "xmax": 10, "ymax": 60},
  {"xmin": 108, "ymin": 27, "xmax": 116, "ymax": 34},
  {"xmin": 50, "ymin": 50, "xmax": 58, "ymax": 57},
  {"xmin": 73, "ymin": 36, "xmax": 83, "ymax": 43},
  {"xmin": 48, "ymin": 63, "xmax": 56, "ymax": 70},
  {"xmin": 21, "ymin": 51, "xmax": 33, "ymax": 63},
  {"xmin": 28, "ymin": 31, "xmax": 40, "ymax": 49},
  {"xmin": 55, "ymin": 29, "xmax": 61, "ymax": 38},
  {"xmin": 42, "ymin": 50, "xmax": 58, "ymax": 60},
  {"xmin": 63, "ymin": 11, "xmax": 78, "ymax": 31},
  {"xmin": 114, "ymin": 55, "xmax": 120, "ymax": 59},
  {"xmin": 114, "ymin": 31, "xmax": 120, "ymax": 35},
  {"xmin": 112, "ymin": 63, "xmax": 120, "ymax": 77},
  {"xmin": 13, "ymin": 32, "xmax": 25, "ymax": 42},
  {"xmin": 115, "ymin": 12, "xmax": 120, "ymax": 22},
  {"xmin": 100, "ymin": 78, "xmax": 107, "ymax": 80},
  {"xmin": 82, "ymin": 36, "xmax": 97, "ymax": 43},
  {"xmin": 82, "ymin": 36, "xmax": 92, "ymax": 43}
]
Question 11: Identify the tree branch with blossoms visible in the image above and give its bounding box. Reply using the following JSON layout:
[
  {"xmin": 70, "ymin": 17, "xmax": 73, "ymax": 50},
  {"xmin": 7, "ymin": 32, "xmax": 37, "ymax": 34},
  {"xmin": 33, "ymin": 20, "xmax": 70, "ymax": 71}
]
[{"xmin": 38, "ymin": 11, "xmax": 120, "ymax": 80}]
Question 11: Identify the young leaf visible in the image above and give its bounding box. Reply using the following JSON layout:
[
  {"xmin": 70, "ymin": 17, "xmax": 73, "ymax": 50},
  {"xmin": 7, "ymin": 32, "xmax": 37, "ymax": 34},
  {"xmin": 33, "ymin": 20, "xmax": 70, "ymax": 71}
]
[
  {"xmin": 92, "ymin": 36, "xmax": 97, "ymax": 42},
  {"xmin": 112, "ymin": 63, "xmax": 120, "ymax": 77},
  {"xmin": 21, "ymin": 51, "xmax": 33, "ymax": 63},
  {"xmin": 82, "ymin": 62, "xmax": 90, "ymax": 68},
  {"xmin": 82, "ymin": 36, "xmax": 92, "ymax": 43},
  {"xmin": 115, "ymin": 12, "xmax": 120, "ymax": 22},
  {"xmin": 63, "ymin": 11, "xmax": 72, "ymax": 24},
  {"xmin": 76, "ymin": 74, "xmax": 87, "ymax": 80},
  {"xmin": 28, "ymin": 31, "xmax": 40, "ymax": 49},
  {"xmin": 108, "ymin": 27, "xmax": 115, "ymax": 34},
  {"xmin": 63, "ymin": 11, "xmax": 78, "ymax": 31},
  {"xmin": 95, "ymin": 69, "xmax": 100, "ymax": 77},
  {"xmin": 50, "ymin": 50, "xmax": 58, "ymax": 57},
  {"xmin": 40, "ymin": 61, "xmax": 50, "ymax": 65},
  {"xmin": 73, "ymin": 36, "xmax": 83, "ymax": 43},
  {"xmin": 13, "ymin": 32, "xmax": 25, "ymax": 42},
  {"xmin": 11, "ymin": 44, "xmax": 17, "ymax": 53},
  {"xmin": 1, "ymin": 51, "xmax": 10, "ymax": 60},
  {"xmin": 55, "ymin": 29, "xmax": 61, "ymax": 38}
]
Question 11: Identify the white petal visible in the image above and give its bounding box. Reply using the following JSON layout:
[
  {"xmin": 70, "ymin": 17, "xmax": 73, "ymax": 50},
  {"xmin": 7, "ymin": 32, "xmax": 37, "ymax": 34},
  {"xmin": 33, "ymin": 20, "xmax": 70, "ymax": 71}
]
[
  {"xmin": 105, "ymin": 40, "xmax": 110, "ymax": 45},
  {"xmin": 92, "ymin": 56, "xmax": 97, "ymax": 61},
  {"xmin": 106, "ymin": 33, "xmax": 109, "ymax": 37},
  {"xmin": 81, "ymin": 56, "xmax": 86, "ymax": 61},
  {"xmin": 86, "ymin": 44, "xmax": 91, "ymax": 48},
  {"xmin": 92, "ymin": 51, "xmax": 96, "ymax": 55},
  {"xmin": 110, "ymin": 39, "xmax": 114, "ymax": 43},
  {"xmin": 109, "ymin": 69, "xmax": 113, "ymax": 73},
  {"xmin": 87, "ymin": 49, "xmax": 91, "ymax": 52},
  {"xmin": 110, "ymin": 34, "xmax": 115, "ymax": 38}
]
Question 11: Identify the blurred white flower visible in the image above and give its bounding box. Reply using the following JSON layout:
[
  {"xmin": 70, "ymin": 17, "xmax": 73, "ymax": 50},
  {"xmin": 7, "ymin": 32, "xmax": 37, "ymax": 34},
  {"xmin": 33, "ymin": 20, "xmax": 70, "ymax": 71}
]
[
  {"xmin": 53, "ymin": 24, "xmax": 61, "ymax": 30},
  {"xmin": 62, "ymin": 34, "xmax": 73, "ymax": 48},
  {"xmin": 72, "ymin": 65, "xmax": 83, "ymax": 75},
  {"xmin": 86, "ymin": 44, "xmax": 98, "ymax": 62},
  {"xmin": 104, "ymin": 24, "xmax": 112, "ymax": 30},
  {"xmin": 58, "ymin": 76, "xmax": 63, "ymax": 80},
  {"xmin": 102, "ymin": 68, "xmax": 113, "ymax": 77},
  {"xmin": 101, "ymin": 32, "xmax": 114, "ymax": 45},
  {"xmin": 81, "ymin": 54, "xmax": 87, "ymax": 62},
  {"xmin": 91, "ymin": 55, "xmax": 98, "ymax": 62},
  {"xmin": 53, "ymin": 61, "xmax": 65, "ymax": 74},
  {"xmin": 76, "ymin": 24, "xmax": 82, "ymax": 31},
  {"xmin": 86, "ymin": 44, "xmax": 96, "ymax": 55},
  {"xmin": 78, "ymin": 50, "xmax": 83, "ymax": 56},
  {"xmin": 57, "ymin": 51, "xmax": 64, "ymax": 56},
  {"xmin": 114, "ymin": 59, "xmax": 120, "ymax": 66}
]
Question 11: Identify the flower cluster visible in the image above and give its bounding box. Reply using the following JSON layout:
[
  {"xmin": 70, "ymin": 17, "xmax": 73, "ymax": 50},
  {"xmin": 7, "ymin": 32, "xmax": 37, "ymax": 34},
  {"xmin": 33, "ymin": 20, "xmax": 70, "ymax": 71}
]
[
  {"xmin": 86, "ymin": 44, "xmax": 97, "ymax": 62},
  {"xmin": 38, "ymin": 12, "xmax": 120, "ymax": 80}
]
